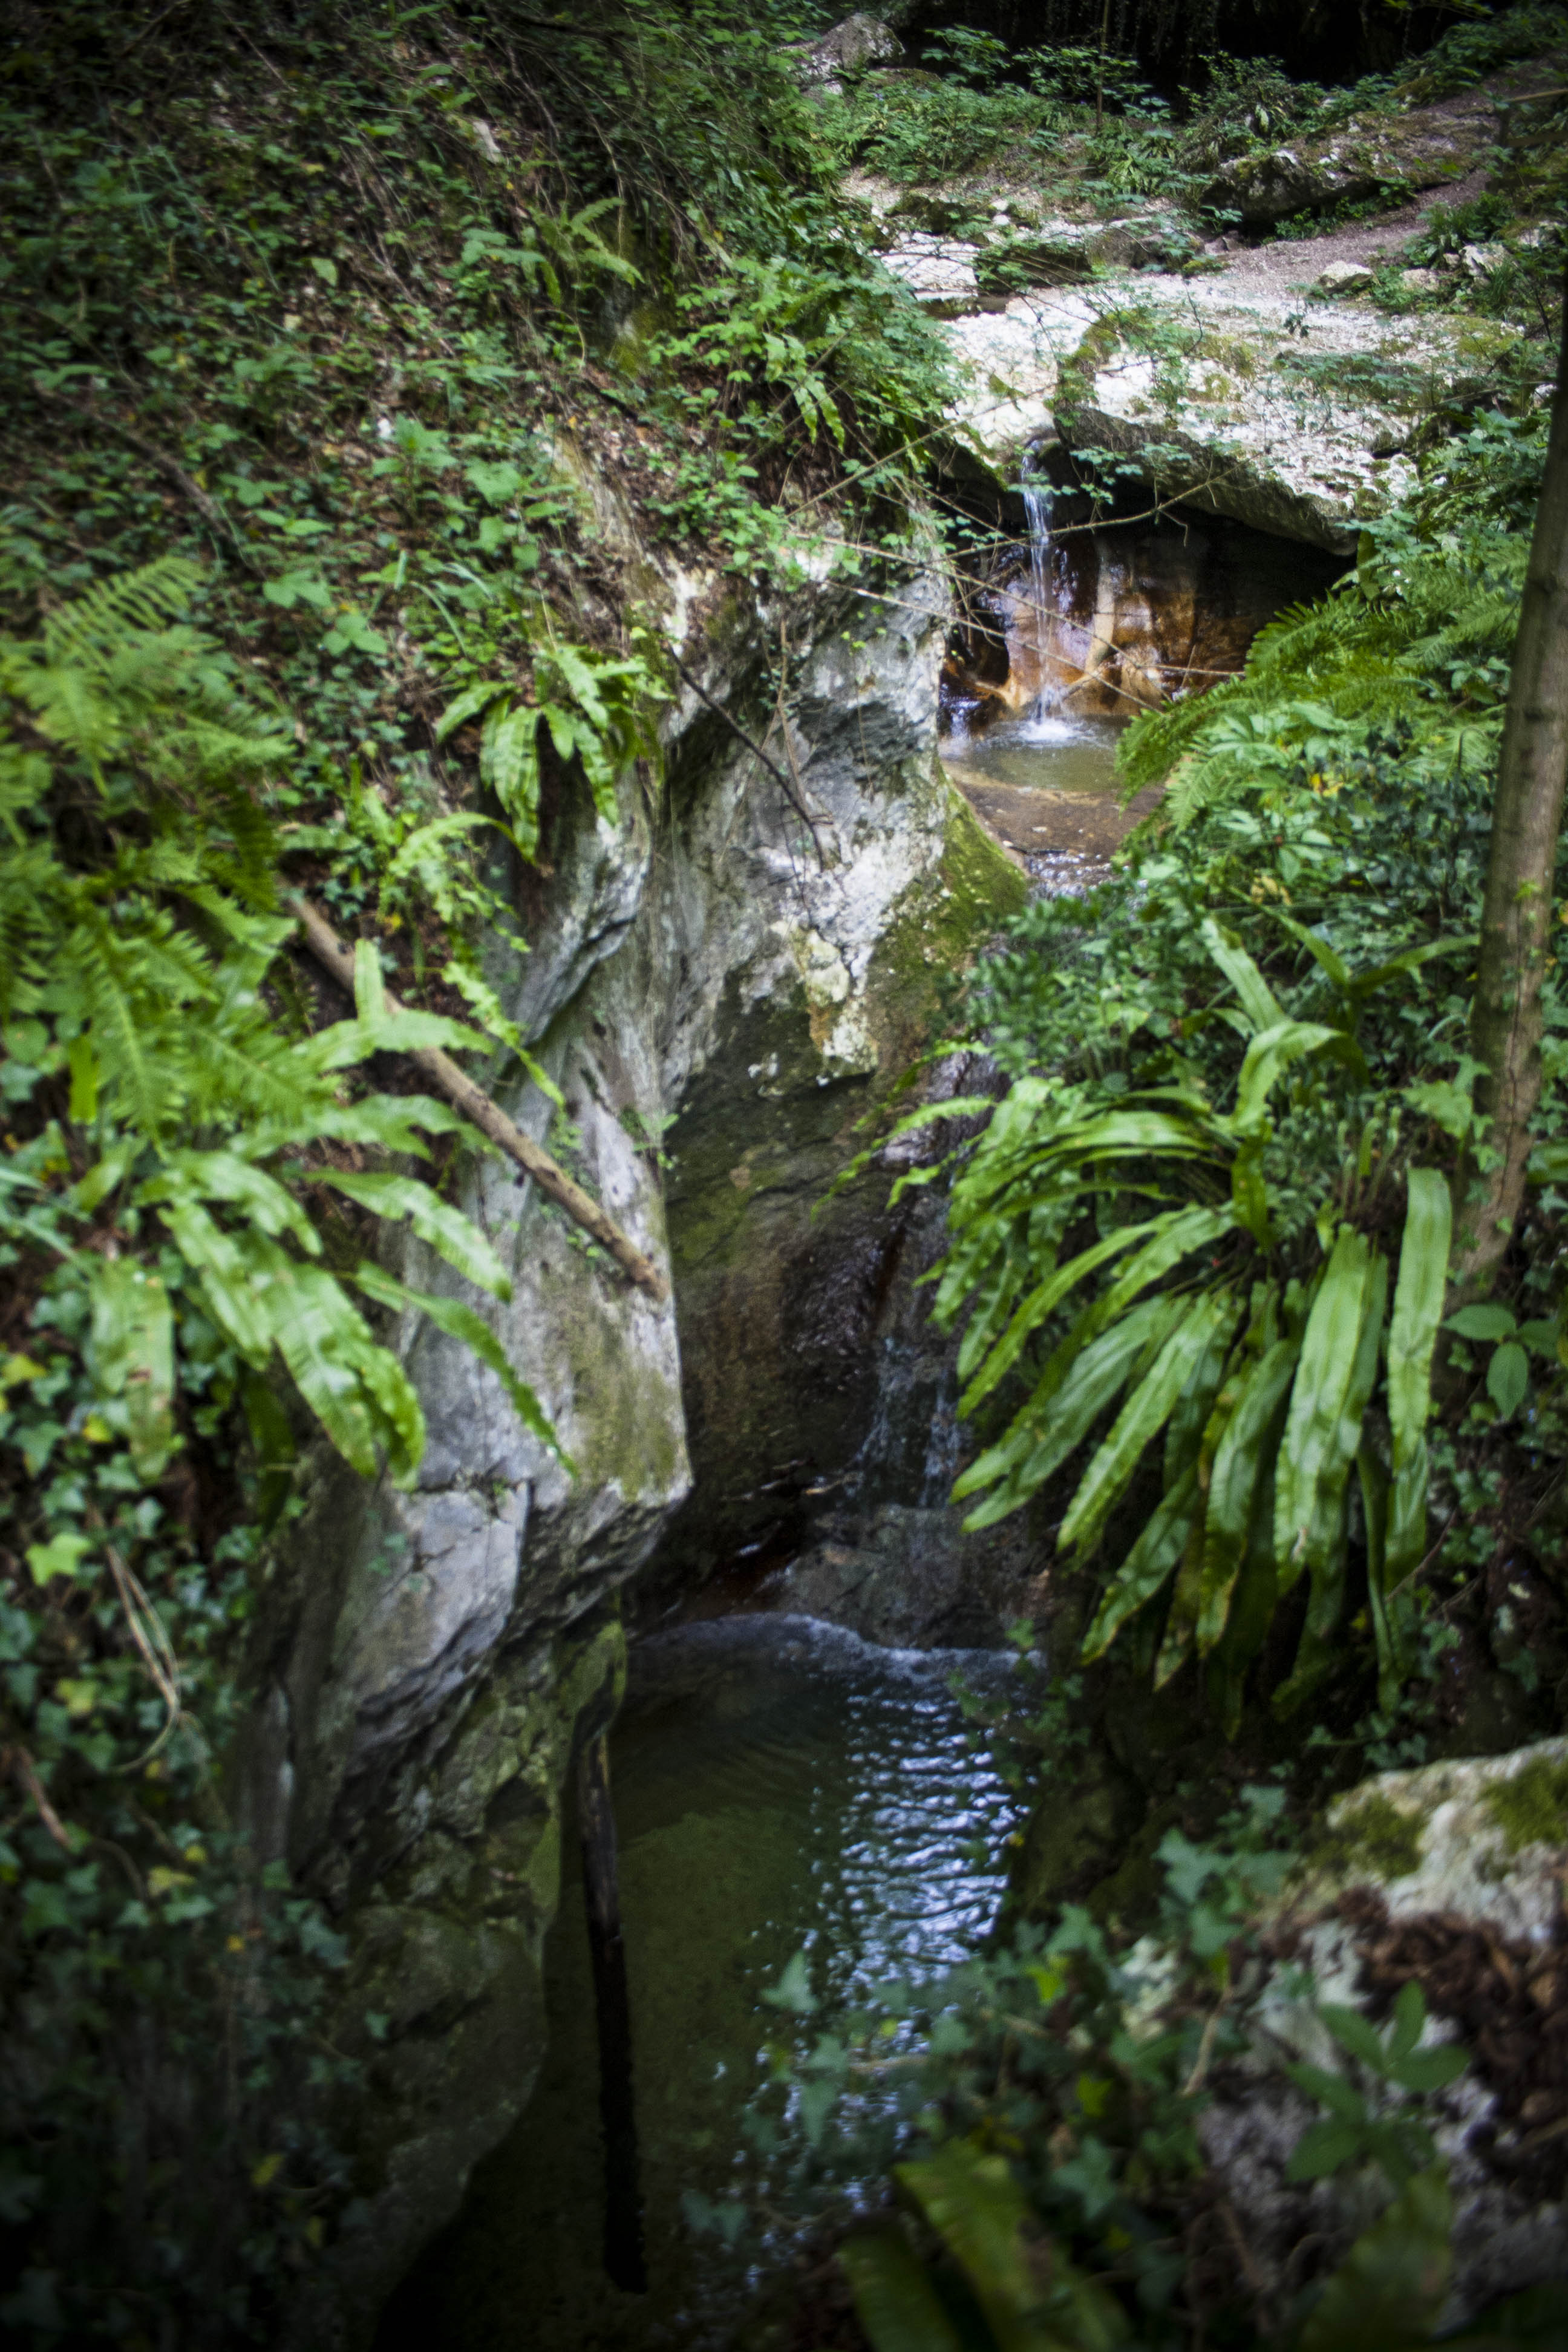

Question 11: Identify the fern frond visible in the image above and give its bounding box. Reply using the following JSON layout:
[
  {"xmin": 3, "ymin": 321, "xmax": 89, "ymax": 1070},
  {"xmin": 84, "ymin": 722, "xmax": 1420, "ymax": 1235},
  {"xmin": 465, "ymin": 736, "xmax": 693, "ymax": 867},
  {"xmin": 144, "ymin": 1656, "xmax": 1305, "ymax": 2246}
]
[{"xmin": 41, "ymin": 557, "xmax": 204, "ymax": 668}]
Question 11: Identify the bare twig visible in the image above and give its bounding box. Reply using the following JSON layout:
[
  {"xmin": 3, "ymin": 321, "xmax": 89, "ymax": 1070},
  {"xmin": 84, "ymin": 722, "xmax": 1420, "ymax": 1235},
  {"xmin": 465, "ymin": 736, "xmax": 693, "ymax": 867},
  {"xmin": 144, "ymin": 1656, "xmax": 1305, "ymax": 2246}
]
[
  {"xmin": 1183, "ymin": 1990, "xmax": 1229, "ymax": 2096},
  {"xmin": 291, "ymin": 895, "xmax": 668, "ymax": 1301},
  {"xmin": 675, "ymin": 656, "xmax": 827, "ymax": 868},
  {"xmin": 9, "ymin": 1749, "xmax": 76, "ymax": 1854},
  {"xmin": 106, "ymin": 1541, "xmax": 185, "ymax": 1767}
]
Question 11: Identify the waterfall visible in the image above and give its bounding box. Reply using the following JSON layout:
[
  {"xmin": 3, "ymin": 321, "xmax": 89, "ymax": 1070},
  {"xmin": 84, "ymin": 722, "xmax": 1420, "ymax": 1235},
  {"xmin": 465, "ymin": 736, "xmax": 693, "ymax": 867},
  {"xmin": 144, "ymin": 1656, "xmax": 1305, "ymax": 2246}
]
[{"xmin": 1019, "ymin": 442, "xmax": 1062, "ymax": 720}]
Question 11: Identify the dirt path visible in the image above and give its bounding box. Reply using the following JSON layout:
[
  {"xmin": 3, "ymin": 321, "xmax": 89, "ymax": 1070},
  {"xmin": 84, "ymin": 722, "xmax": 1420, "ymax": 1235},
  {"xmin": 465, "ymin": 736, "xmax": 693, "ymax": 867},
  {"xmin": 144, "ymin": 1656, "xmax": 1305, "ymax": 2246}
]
[{"xmin": 1211, "ymin": 163, "xmax": 1492, "ymax": 292}]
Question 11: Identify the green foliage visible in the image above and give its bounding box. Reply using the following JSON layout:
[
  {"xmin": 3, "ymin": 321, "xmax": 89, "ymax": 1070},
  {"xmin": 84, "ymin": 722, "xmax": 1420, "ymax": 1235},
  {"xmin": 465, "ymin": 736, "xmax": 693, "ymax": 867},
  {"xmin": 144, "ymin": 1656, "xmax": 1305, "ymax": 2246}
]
[
  {"xmin": 718, "ymin": 1792, "xmax": 1547, "ymax": 2349},
  {"xmin": 0, "ymin": 1165, "xmax": 357, "ymax": 2338},
  {"xmin": 435, "ymin": 633, "xmax": 664, "ymax": 858},
  {"xmin": 883, "ymin": 917, "xmax": 1455, "ymax": 1725},
  {"xmin": 1, "ymin": 565, "xmax": 559, "ymax": 1485},
  {"xmin": 921, "ymin": 403, "xmax": 1568, "ymax": 1727},
  {"xmin": 0, "ymin": 1, "xmax": 969, "ymax": 2327},
  {"xmin": 0, "ymin": 572, "xmax": 566, "ymax": 2334},
  {"xmin": 1286, "ymin": 1982, "xmax": 1467, "ymax": 2189},
  {"xmin": 1116, "ymin": 524, "xmax": 1530, "ymax": 832}
]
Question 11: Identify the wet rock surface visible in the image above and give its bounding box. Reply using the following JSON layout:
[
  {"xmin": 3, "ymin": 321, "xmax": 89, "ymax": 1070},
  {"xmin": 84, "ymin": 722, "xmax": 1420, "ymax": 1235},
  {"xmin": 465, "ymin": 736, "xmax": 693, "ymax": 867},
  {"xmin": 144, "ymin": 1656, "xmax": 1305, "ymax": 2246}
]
[
  {"xmin": 263, "ymin": 516, "xmax": 1027, "ymax": 2343},
  {"xmin": 944, "ymin": 771, "xmax": 1158, "ymax": 886}
]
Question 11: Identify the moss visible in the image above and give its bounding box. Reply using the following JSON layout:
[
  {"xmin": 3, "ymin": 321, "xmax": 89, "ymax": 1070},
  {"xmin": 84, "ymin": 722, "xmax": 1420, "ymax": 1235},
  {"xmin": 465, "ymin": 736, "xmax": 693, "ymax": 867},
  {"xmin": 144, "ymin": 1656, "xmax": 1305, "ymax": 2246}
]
[
  {"xmin": 543, "ymin": 1257, "xmax": 687, "ymax": 1496},
  {"xmin": 1485, "ymin": 1753, "xmax": 1568, "ymax": 1855},
  {"xmin": 1310, "ymin": 1790, "xmax": 1424, "ymax": 1883},
  {"xmin": 872, "ymin": 783, "xmax": 1028, "ymax": 1005}
]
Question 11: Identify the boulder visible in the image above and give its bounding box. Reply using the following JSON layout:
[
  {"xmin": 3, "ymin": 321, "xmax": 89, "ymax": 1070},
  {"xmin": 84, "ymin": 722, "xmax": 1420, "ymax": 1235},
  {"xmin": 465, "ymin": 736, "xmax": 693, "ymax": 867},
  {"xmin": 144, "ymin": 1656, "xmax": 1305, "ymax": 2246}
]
[
  {"xmin": 1315, "ymin": 258, "xmax": 1374, "ymax": 296},
  {"xmin": 1203, "ymin": 88, "xmax": 1496, "ymax": 230},
  {"xmin": 1194, "ymin": 1740, "xmax": 1568, "ymax": 2324},
  {"xmin": 796, "ymin": 11, "xmax": 902, "ymax": 88}
]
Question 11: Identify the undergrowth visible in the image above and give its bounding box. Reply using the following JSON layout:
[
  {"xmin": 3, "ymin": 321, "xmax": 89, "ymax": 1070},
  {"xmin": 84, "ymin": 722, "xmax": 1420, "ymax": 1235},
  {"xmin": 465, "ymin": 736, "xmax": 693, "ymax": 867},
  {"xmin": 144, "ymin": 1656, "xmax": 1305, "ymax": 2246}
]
[{"xmin": 0, "ymin": 0, "xmax": 957, "ymax": 2336}]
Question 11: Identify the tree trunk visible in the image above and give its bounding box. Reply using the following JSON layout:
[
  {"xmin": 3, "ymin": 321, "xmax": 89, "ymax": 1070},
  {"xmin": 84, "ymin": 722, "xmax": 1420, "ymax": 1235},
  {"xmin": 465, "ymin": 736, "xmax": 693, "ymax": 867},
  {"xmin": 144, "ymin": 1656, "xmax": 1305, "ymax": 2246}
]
[{"xmin": 1452, "ymin": 267, "xmax": 1568, "ymax": 1285}]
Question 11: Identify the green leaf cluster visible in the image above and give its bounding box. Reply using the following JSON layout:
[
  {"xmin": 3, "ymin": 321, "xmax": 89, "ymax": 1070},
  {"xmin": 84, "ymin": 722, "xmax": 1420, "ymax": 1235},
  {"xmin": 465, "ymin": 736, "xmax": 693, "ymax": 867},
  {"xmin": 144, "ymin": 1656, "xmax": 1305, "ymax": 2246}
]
[{"xmin": 2, "ymin": 565, "xmax": 561, "ymax": 1486}]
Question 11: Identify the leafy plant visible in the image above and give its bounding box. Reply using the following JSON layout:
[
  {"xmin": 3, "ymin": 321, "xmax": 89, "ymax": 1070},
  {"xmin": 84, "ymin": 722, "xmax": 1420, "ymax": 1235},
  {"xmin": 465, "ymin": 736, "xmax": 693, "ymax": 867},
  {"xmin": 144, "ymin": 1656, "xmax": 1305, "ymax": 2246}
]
[
  {"xmin": 883, "ymin": 917, "xmax": 1454, "ymax": 1724},
  {"xmin": 1286, "ymin": 1981, "xmax": 1468, "ymax": 2189},
  {"xmin": 434, "ymin": 632, "xmax": 665, "ymax": 860},
  {"xmin": 2, "ymin": 562, "xmax": 561, "ymax": 1482}
]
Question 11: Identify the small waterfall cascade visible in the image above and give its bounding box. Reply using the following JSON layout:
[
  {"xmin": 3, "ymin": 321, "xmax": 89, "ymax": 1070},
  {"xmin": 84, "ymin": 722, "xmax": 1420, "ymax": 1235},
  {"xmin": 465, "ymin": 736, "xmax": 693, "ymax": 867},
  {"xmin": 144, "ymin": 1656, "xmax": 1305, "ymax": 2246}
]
[{"xmin": 1019, "ymin": 442, "xmax": 1062, "ymax": 718}]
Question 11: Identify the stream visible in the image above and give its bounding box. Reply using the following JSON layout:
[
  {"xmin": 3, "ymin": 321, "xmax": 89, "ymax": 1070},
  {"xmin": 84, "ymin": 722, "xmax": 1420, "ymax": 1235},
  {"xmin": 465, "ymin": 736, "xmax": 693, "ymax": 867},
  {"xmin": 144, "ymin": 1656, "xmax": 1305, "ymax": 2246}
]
[{"xmin": 378, "ymin": 1616, "xmax": 1021, "ymax": 2352}]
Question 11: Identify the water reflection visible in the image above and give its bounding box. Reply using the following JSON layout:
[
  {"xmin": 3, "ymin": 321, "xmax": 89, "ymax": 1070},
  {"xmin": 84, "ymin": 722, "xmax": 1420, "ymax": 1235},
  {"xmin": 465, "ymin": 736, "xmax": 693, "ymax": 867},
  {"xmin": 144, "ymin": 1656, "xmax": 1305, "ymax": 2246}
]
[{"xmin": 379, "ymin": 1617, "xmax": 1019, "ymax": 2352}]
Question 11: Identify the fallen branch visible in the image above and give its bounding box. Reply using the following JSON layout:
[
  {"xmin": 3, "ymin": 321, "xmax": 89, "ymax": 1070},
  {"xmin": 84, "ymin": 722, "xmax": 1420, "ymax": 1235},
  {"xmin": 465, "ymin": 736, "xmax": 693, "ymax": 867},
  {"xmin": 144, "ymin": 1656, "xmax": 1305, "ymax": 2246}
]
[{"xmin": 291, "ymin": 895, "xmax": 668, "ymax": 1302}]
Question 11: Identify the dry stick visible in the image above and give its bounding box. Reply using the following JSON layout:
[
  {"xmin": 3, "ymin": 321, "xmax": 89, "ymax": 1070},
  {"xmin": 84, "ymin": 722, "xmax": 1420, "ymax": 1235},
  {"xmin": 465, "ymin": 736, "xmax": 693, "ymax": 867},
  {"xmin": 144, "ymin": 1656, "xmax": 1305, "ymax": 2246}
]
[
  {"xmin": 106, "ymin": 1543, "xmax": 185, "ymax": 1767},
  {"xmin": 10, "ymin": 1750, "xmax": 75, "ymax": 1855},
  {"xmin": 674, "ymin": 656, "xmax": 828, "ymax": 867},
  {"xmin": 290, "ymin": 894, "xmax": 668, "ymax": 1302}
]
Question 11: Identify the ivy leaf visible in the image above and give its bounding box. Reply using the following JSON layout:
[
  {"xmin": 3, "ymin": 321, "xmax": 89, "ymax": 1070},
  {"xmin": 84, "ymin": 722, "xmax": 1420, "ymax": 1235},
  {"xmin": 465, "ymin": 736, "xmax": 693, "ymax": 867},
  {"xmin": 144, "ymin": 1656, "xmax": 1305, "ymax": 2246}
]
[
  {"xmin": 1488, "ymin": 1339, "xmax": 1529, "ymax": 1419},
  {"xmin": 261, "ymin": 569, "xmax": 333, "ymax": 611},
  {"xmin": 26, "ymin": 1532, "xmax": 94, "ymax": 1587},
  {"xmin": 761, "ymin": 1950, "xmax": 815, "ymax": 2014}
]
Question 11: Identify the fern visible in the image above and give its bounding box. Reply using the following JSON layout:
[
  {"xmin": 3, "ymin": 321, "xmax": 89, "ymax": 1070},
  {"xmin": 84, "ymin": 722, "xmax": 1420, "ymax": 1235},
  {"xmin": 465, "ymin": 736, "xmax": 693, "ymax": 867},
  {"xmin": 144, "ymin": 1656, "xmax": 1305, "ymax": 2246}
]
[
  {"xmin": 1, "ymin": 565, "xmax": 565, "ymax": 1484},
  {"xmin": 1120, "ymin": 536, "xmax": 1524, "ymax": 828}
]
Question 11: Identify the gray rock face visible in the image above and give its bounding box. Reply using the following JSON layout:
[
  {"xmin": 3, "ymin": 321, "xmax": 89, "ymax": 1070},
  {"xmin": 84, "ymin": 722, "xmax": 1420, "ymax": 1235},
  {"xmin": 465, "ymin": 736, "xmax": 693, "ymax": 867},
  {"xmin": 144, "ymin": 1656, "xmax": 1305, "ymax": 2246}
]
[
  {"xmin": 797, "ymin": 11, "xmax": 903, "ymax": 88},
  {"xmin": 255, "ymin": 517, "xmax": 1027, "ymax": 2344},
  {"xmin": 941, "ymin": 271, "xmax": 1525, "ymax": 552},
  {"xmin": 1202, "ymin": 88, "xmax": 1497, "ymax": 229}
]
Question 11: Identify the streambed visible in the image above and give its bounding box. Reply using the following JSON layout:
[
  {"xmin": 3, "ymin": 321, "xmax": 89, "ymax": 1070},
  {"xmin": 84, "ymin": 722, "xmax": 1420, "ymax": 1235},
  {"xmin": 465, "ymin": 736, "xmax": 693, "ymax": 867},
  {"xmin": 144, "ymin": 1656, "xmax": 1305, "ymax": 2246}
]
[{"xmin": 379, "ymin": 1616, "xmax": 1021, "ymax": 2352}]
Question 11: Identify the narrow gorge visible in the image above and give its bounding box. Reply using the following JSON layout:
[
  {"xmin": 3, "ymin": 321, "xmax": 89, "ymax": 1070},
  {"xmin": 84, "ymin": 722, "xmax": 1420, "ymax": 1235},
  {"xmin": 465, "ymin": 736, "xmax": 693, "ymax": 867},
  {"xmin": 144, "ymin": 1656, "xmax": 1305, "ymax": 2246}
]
[{"xmin": 4, "ymin": 5, "xmax": 1567, "ymax": 2348}]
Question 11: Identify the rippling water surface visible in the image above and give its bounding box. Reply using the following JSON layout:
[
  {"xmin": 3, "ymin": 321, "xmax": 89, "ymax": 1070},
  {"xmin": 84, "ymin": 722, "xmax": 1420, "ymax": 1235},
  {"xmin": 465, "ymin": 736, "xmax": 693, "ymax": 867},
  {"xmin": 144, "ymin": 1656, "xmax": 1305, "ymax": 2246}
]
[
  {"xmin": 942, "ymin": 710, "xmax": 1123, "ymax": 797},
  {"xmin": 381, "ymin": 1616, "xmax": 1021, "ymax": 2352}
]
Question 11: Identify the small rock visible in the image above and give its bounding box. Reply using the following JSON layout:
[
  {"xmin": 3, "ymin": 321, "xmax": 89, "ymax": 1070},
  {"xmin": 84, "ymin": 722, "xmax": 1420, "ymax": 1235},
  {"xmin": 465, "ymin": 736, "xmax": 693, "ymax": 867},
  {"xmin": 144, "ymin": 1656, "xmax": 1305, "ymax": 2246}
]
[
  {"xmin": 1315, "ymin": 258, "xmax": 1373, "ymax": 296},
  {"xmin": 796, "ymin": 11, "xmax": 902, "ymax": 87},
  {"xmin": 1460, "ymin": 240, "xmax": 1510, "ymax": 279},
  {"xmin": 1399, "ymin": 266, "xmax": 1442, "ymax": 295}
]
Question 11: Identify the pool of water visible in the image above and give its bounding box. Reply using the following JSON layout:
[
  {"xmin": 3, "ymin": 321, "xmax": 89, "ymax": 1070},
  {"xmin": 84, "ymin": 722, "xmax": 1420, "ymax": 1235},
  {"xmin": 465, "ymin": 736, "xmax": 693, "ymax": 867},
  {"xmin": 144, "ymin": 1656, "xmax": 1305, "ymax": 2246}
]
[
  {"xmin": 941, "ymin": 710, "xmax": 1123, "ymax": 797},
  {"xmin": 379, "ymin": 1616, "xmax": 1021, "ymax": 2352}
]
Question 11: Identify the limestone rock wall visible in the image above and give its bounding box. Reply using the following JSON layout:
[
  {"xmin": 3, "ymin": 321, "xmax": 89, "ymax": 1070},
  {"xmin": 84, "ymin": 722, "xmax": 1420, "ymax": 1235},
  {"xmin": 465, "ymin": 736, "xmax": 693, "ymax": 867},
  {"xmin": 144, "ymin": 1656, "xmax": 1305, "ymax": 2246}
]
[{"xmin": 250, "ymin": 547, "xmax": 1027, "ymax": 2344}]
